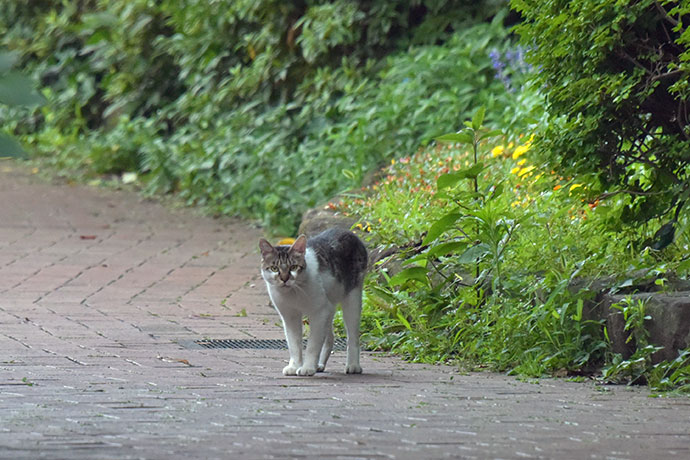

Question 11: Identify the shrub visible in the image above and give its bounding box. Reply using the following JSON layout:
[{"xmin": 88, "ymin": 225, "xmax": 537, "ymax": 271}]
[
  {"xmin": 511, "ymin": 0, "xmax": 690, "ymax": 228},
  {"xmin": 340, "ymin": 106, "xmax": 689, "ymax": 378},
  {"xmin": 1, "ymin": 0, "xmax": 508, "ymax": 233}
]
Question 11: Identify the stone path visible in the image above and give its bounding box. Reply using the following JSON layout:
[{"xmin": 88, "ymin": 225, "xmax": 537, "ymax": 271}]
[{"xmin": 1, "ymin": 163, "xmax": 689, "ymax": 460}]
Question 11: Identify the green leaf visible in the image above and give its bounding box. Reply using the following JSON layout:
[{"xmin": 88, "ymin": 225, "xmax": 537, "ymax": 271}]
[
  {"xmin": 446, "ymin": 162, "xmax": 485, "ymax": 183},
  {"xmin": 456, "ymin": 243, "xmax": 490, "ymax": 264},
  {"xmin": 396, "ymin": 310, "xmax": 413, "ymax": 331},
  {"xmin": 423, "ymin": 212, "xmax": 461, "ymax": 245},
  {"xmin": 388, "ymin": 266, "xmax": 429, "ymax": 287},
  {"xmin": 0, "ymin": 72, "xmax": 44, "ymax": 107},
  {"xmin": 471, "ymin": 106, "xmax": 486, "ymax": 130},
  {"xmin": 436, "ymin": 163, "xmax": 485, "ymax": 190},
  {"xmin": 571, "ymin": 299, "xmax": 584, "ymax": 322},
  {"xmin": 437, "ymin": 173, "xmax": 462, "ymax": 190},
  {"xmin": 452, "ymin": 190, "xmax": 484, "ymax": 201},
  {"xmin": 459, "ymin": 162, "xmax": 485, "ymax": 179},
  {"xmin": 488, "ymin": 183, "xmax": 504, "ymax": 200},
  {"xmin": 0, "ymin": 133, "xmax": 25, "ymax": 158},
  {"xmin": 368, "ymin": 285, "xmax": 397, "ymax": 304},
  {"xmin": 479, "ymin": 129, "xmax": 503, "ymax": 141},
  {"xmin": 0, "ymin": 51, "xmax": 19, "ymax": 73},
  {"xmin": 435, "ymin": 131, "xmax": 474, "ymax": 144},
  {"xmin": 427, "ymin": 241, "xmax": 469, "ymax": 257}
]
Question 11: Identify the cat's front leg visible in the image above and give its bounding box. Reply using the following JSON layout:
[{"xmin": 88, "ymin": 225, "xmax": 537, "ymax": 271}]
[
  {"xmin": 298, "ymin": 308, "xmax": 332, "ymax": 376},
  {"xmin": 279, "ymin": 310, "xmax": 303, "ymax": 376}
]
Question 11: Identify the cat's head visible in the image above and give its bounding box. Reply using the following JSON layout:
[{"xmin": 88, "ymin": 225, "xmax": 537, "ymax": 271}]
[{"xmin": 258, "ymin": 235, "xmax": 307, "ymax": 288}]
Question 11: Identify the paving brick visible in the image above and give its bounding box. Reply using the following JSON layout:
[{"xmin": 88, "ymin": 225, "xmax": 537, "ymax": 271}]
[{"xmin": 1, "ymin": 163, "xmax": 690, "ymax": 460}]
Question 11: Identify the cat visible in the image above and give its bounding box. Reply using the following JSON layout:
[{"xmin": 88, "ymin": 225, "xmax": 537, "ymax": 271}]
[{"xmin": 259, "ymin": 228, "xmax": 368, "ymax": 376}]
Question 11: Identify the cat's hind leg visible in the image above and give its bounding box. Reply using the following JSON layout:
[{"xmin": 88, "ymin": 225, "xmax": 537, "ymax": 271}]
[
  {"xmin": 317, "ymin": 320, "xmax": 334, "ymax": 372},
  {"xmin": 341, "ymin": 287, "xmax": 363, "ymax": 374}
]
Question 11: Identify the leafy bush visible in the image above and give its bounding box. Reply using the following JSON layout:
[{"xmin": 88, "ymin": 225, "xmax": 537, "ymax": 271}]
[
  {"xmin": 0, "ymin": 47, "xmax": 44, "ymax": 157},
  {"xmin": 339, "ymin": 107, "xmax": 689, "ymax": 382},
  {"xmin": 1, "ymin": 0, "xmax": 509, "ymax": 233},
  {"xmin": 511, "ymin": 0, "xmax": 690, "ymax": 230}
]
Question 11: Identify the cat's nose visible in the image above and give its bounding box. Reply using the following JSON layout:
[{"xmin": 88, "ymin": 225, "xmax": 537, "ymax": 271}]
[{"xmin": 279, "ymin": 273, "xmax": 290, "ymax": 283}]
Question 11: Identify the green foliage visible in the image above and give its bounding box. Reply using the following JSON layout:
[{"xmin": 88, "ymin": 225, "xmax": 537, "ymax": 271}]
[
  {"xmin": 511, "ymin": 0, "xmax": 690, "ymax": 229},
  {"xmin": 0, "ymin": 0, "xmax": 508, "ymax": 233},
  {"xmin": 602, "ymin": 298, "xmax": 690, "ymax": 393},
  {"xmin": 0, "ymin": 48, "xmax": 44, "ymax": 157},
  {"xmin": 602, "ymin": 298, "xmax": 659, "ymax": 385},
  {"xmin": 340, "ymin": 107, "xmax": 689, "ymax": 386},
  {"xmin": 648, "ymin": 349, "xmax": 690, "ymax": 393}
]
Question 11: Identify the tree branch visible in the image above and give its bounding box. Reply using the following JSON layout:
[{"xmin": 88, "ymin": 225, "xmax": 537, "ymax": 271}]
[{"xmin": 654, "ymin": 1, "xmax": 679, "ymax": 27}]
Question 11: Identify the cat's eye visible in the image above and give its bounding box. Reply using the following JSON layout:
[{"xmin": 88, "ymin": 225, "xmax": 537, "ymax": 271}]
[
  {"xmin": 290, "ymin": 265, "xmax": 301, "ymax": 272},
  {"xmin": 268, "ymin": 266, "xmax": 279, "ymax": 272}
]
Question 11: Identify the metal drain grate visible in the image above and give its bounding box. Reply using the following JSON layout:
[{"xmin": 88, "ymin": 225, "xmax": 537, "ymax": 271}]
[{"xmin": 190, "ymin": 338, "xmax": 348, "ymax": 351}]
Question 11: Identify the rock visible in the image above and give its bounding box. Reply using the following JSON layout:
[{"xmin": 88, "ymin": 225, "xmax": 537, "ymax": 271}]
[
  {"xmin": 298, "ymin": 204, "xmax": 357, "ymax": 237},
  {"xmin": 601, "ymin": 291, "xmax": 690, "ymax": 363}
]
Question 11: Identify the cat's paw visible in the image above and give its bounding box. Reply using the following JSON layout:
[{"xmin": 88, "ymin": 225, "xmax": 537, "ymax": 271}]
[
  {"xmin": 345, "ymin": 364, "xmax": 362, "ymax": 374},
  {"xmin": 282, "ymin": 364, "xmax": 299, "ymax": 376},
  {"xmin": 317, "ymin": 364, "xmax": 326, "ymax": 372},
  {"xmin": 296, "ymin": 365, "xmax": 317, "ymax": 376}
]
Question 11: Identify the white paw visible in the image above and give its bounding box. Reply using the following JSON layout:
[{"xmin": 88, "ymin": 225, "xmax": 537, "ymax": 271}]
[
  {"xmin": 296, "ymin": 365, "xmax": 317, "ymax": 376},
  {"xmin": 282, "ymin": 364, "xmax": 299, "ymax": 376},
  {"xmin": 345, "ymin": 364, "xmax": 362, "ymax": 374},
  {"xmin": 317, "ymin": 364, "xmax": 326, "ymax": 372}
]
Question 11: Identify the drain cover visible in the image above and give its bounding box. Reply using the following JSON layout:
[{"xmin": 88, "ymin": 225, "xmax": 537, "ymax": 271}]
[{"xmin": 186, "ymin": 338, "xmax": 348, "ymax": 351}]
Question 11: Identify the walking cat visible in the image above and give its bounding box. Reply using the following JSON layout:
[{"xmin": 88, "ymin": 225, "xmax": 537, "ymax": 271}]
[{"xmin": 259, "ymin": 228, "xmax": 368, "ymax": 376}]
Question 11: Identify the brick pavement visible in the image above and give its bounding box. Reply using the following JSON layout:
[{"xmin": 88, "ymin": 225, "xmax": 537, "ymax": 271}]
[{"xmin": 1, "ymin": 163, "xmax": 689, "ymax": 460}]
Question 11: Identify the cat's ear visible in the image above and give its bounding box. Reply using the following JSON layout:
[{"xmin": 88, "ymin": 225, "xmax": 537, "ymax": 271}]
[
  {"xmin": 290, "ymin": 234, "xmax": 307, "ymax": 256},
  {"xmin": 259, "ymin": 238, "xmax": 275, "ymax": 259}
]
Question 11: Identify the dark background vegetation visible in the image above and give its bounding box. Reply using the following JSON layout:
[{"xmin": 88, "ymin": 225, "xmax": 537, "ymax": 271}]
[{"xmin": 1, "ymin": 0, "xmax": 510, "ymax": 233}]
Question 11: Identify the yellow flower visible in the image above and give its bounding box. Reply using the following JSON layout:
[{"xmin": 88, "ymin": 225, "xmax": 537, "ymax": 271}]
[
  {"xmin": 517, "ymin": 158, "xmax": 527, "ymax": 166},
  {"xmin": 491, "ymin": 145, "xmax": 505, "ymax": 157},
  {"xmin": 277, "ymin": 237, "xmax": 296, "ymax": 245},
  {"xmin": 355, "ymin": 222, "xmax": 372, "ymax": 232},
  {"xmin": 569, "ymin": 183, "xmax": 584, "ymax": 192},
  {"xmin": 518, "ymin": 165, "xmax": 536, "ymax": 177},
  {"xmin": 512, "ymin": 144, "xmax": 530, "ymax": 159},
  {"xmin": 510, "ymin": 166, "xmax": 521, "ymax": 174}
]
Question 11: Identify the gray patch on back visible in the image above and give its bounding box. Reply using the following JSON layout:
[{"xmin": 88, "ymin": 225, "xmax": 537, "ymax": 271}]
[{"xmin": 307, "ymin": 228, "xmax": 368, "ymax": 292}]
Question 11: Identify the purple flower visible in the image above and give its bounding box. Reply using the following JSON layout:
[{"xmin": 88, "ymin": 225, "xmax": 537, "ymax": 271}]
[{"xmin": 488, "ymin": 46, "xmax": 534, "ymax": 93}]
